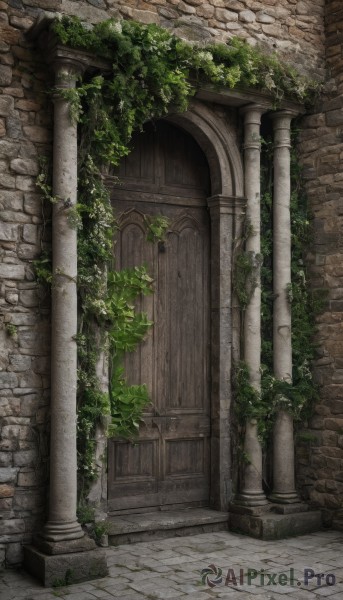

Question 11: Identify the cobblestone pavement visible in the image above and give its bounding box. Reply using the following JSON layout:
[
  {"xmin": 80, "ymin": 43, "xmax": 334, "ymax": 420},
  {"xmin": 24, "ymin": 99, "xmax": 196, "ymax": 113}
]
[{"xmin": 1, "ymin": 530, "xmax": 343, "ymax": 600}]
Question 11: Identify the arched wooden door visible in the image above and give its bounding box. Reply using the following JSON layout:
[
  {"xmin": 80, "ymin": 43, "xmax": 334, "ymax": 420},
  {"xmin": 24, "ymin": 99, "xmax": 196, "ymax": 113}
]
[{"xmin": 107, "ymin": 121, "xmax": 211, "ymax": 512}]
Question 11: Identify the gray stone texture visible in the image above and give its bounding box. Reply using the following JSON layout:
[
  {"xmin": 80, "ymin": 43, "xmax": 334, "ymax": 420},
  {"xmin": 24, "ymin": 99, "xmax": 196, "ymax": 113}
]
[
  {"xmin": 23, "ymin": 545, "xmax": 108, "ymax": 587},
  {"xmin": 295, "ymin": 0, "xmax": 343, "ymax": 525},
  {"xmin": 2, "ymin": 530, "xmax": 343, "ymax": 599},
  {"xmin": 0, "ymin": 0, "xmax": 341, "ymax": 575}
]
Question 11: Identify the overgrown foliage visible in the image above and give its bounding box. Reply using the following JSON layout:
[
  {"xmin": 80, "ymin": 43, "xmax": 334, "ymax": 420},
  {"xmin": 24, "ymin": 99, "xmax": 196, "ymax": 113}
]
[
  {"xmin": 46, "ymin": 15, "xmax": 319, "ymax": 485},
  {"xmin": 260, "ymin": 133, "xmax": 326, "ymax": 425},
  {"xmin": 234, "ymin": 130, "xmax": 326, "ymax": 444}
]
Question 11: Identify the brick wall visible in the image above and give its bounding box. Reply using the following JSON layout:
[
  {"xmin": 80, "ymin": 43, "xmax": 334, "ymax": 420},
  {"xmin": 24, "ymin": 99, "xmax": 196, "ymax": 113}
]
[
  {"xmin": 0, "ymin": 0, "xmax": 335, "ymax": 567},
  {"xmin": 296, "ymin": 0, "xmax": 343, "ymax": 526}
]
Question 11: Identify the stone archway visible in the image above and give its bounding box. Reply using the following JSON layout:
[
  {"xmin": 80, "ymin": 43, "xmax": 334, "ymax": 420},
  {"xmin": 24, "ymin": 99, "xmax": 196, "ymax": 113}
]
[
  {"xmin": 104, "ymin": 114, "xmax": 245, "ymax": 516},
  {"xmin": 26, "ymin": 15, "xmax": 315, "ymax": 585}
]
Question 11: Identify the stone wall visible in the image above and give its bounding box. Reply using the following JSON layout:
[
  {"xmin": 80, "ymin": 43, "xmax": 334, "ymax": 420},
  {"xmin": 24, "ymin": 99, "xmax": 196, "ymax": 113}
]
[
  {"xmin": 0, "ymin": 2, "xmax": 55, "ymax": 567},
  {"xmin": 0, "ymin": 0, "xmax": 336, "ymax": 567},
  {"xmin": 295, "ymin": 0, "xmax": 343, "ymax": 526}
]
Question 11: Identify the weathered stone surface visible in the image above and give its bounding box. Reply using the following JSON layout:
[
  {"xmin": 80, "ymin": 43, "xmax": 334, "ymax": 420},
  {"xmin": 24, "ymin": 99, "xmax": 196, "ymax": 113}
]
[
  {"xmin": 13, "ymin": 450, "xmax": 37, "ymax": 467},
  {"xmin": 0, "ymin": 96, "xmax": 14, "ymax": 117},
  {"xmin": 0, "ymin": 65, "xmax": 12, "ymax": 86},
  {"xmin": 215, "ymin": 8, "xmax": 239, "ymax": 22},
  {"xmin": 0, "ymin": 223, "xmax": 18, "ymax": 242},
  {"xmin": 0, "ymin": 372, "xmax": 18, "ymax": 389},
  {"xmin": 24, "ymin": 546, "xmax": 108, "ymax": 587},
  {"xmin": 0, "ymin": 484, "xmax": 15, "ymax": 498},
  {"xmin": 0, "ymin": 468, "xmax": 18, "ymax": 483},
  {"xmin": 6, "ymin": 542, "xmax": 23, "ymax": 564},
  {"xmin": 0, "ymin": 190, "xmax": 23, "ymax": 211},
  {"xmin": 132, "ymin": 8, "xmax": 159, "ymax": 23},
  {"xmin": 0, "ymin": 264, "xmax": 25, "ymax": 280},
  {"xmin": 0, "ymin": 519, "xmax": 25, "ymax": 536},
  {"xmin": 10, "ymin": 158, "xmax": 38, "ymax": 176},
  {"xmin": 0, "ymin": 0, "xmax": 339, "ymax": 572},
  {"xmin": 239, "ymin": 9, "xmax": 255, "ymax": 23}
]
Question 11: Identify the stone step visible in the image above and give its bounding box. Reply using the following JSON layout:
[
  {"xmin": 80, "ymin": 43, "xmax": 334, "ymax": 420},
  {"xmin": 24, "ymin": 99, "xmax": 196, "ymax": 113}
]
[
  {"xmin": 229, "ymin": 510, "xmax": 323, "ymax": 540},
  {"xmin": 107, "ymin": 508, "xmax": 229, "ymax": 546}
]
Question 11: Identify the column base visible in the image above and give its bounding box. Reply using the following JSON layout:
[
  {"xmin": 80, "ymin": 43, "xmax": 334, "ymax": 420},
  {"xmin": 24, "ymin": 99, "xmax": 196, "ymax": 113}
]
[
  {"xmin": 229, "ymin": 506, "xmax": 322, "ymax": 540},
  {"xmin": 41, "ymin": 519, "xmax": 84, "ymax": 542},
  {"xmin": 268, "ymin": 491, "xmax": 300, "ymax": 504},
  {"xmin": 33, "ymin": 532, "xmax": 96, "ymax": 555},
  {"xmin": 24, "ymin": 543, "xmax": 108, "ymax": 587},
  {"xmin": 234, "ymin": 491, "xmax": 269, "ymax": 507}
]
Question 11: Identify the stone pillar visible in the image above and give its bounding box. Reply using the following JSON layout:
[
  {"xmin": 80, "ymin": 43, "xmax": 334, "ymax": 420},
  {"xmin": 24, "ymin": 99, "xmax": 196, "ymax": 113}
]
[
  {"xmin": 208, "ymin": 195, "xmax": 239, "ymax": 511},
  {"xmin": 270, "ymin": 110, "xmax": 299, "ymax": 504},
  {"xmin": 42, "ymin": 59, "xmax": 85, "ymax": 542},
  {"xmin": 24, "ymin": 58, "xmax": 108, "ymax": 585},
  {"xmin": 237, "ymin": 105, "xmax": 267, "ymax": 506}
]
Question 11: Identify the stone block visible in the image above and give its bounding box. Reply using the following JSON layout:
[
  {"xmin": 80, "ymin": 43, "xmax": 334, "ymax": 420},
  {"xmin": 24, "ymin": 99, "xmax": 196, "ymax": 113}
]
[
  {"xmin": 0, "ymin": 452, "xmax": 12, "ymax": 467},
  {"xmin": 326, "ymin": 109, "xmax": 343, "ymax": 126},
  {"xmin": 215, "ymin": 8, "xmax": 238, "ymax": 22},
  {"xmin": 10, "ymin": 158, "xmax": 38, "ymax": 176},
  {"xmin": 0, "ymin": 264, "xmax": 25, "ymax": 280},
  {"xmin": 256, "ymin": 11, "xmax": 275, "ymax": 23},
  {"xmin": 19, "ymin": 288, "xmax": 39, "ymax": 308},
  {"xmin": 13, "ymin": 450, "xmax": 37, "ymax": 467},
  {"xmin": 178, "ymin": 2, "xmax": 196, "ymax": 14},
  {"xmin": 17, "ymin": 469, "xmax": 43, "ymax": 487},
  {"xmin": 0, "ymin": 372, "xmax": 18, "ymax": 389},
  {"xmin": 0, "ymin": 497, "xmax": 12, "ymax": 511},
  {"xmin": 0, "ymin": 484, "xmax": 14, "ymax": 498},
  {"xmin": 6, "ymin": 115, "xmax": 22, "ymax": 139},
  {"xmin": 22, "ymin": 224, "xmax": 38, "ymax": 244},
  {"xmin": 239, "ymin": 10, "xmax": 255, "ymax": 22},
  {"xmin": 0, "ymin": 66, "xmax": 12, "ymax": 87},
  {"xmin": 24, "ymin": 545, "xmax": 108, "ymax": 587},
  {"xmin": 229, "ymin": 510, "xmax": 322, "ymax": 540},
  {"xmin": 0, "ymin": 190, "xmax": 23, "ymax": 211},
  {"xmin": 18, "ymin": 371, "xmax": 42, "ymax": 388},
  {"xmin": 61, "ymin": 0, "xmax": 108, "ymax": 22},
  {"xmin": 14, "ymin": 490, "xmax": 44, "ymax": 510},
  {"xmin": 0, "ymin": 223, "xmax": 18, "ymax": 242},
  {"xmin": 0, "ymin": 519, "xmax": 25, "ymax": 536},
  {"xmin": 5, "ymin": 290, "xmax": 19, "ymax": 304},
  {"xmin": 132, "ymin": 9, "xmax": 160, "ymax": 23},
  {"xmin": 0, "ymin": 468, "xmax": 18, "ymax": 483},
  {"xmin": 8, "ymin": 354, "xmax": 31, "ymax": 372},
  {"xmin": 23, "ymin": 125, "xmax": 51, "ymax": 144},
  {"xmin": 6, "ymin": 542, "xmax": 23, "ymax": 565}
]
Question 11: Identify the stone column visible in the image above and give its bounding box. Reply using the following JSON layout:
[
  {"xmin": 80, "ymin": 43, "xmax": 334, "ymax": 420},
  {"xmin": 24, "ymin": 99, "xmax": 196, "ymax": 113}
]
[
  {"xmin": 270, "ymin": 110, "xmax": 299, "ymax": 503},
  {"xmin": 237, "ymin": 105, "xmax": 267, "ymax": 506},
  {"xmin": 24, "ymin": 51, "xmax": 108, "ymax": 589},
  {"xmin": 40, "ymin": 59, "xmax": 85, "ymax": 542},
  {"xmin": 207, "ymin": 195, "xmax": 237, "ymax": 511}
]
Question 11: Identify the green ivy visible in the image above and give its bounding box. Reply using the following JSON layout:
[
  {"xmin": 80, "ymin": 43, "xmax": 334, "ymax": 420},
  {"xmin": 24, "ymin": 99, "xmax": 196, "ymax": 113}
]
[
  {"xmin": 260, "ymin": 130, "xmax": 326, "ymax": 429},
  {"xmin": 46, "ymin": 15, "xmax": 320, "ymax": 486},
  {"xmin": 233, "ymin": 131, "xmax": 326, "ymax": 445}
]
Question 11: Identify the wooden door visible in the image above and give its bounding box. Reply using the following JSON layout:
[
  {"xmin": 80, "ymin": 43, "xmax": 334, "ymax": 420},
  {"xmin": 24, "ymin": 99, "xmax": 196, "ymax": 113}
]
[{"xmin": 108, "ymin": 121, "xmax": 211, "ymax": 512}]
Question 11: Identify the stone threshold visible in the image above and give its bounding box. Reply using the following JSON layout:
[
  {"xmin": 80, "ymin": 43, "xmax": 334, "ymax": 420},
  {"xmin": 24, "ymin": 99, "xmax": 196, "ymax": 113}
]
[
  {"xmin": 107, "ymin": 508, "xmax": 229, "ymax": 545},
  {"xmin": 229, "ymin": 502, "xmax": 323, "ymax": 540}
]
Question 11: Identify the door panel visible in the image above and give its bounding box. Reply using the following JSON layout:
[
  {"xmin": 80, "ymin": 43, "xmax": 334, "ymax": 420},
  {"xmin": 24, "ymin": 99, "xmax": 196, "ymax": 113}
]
[{"xmin": 108, "ymin": 121, "xmax": 211, "ymax": 512}]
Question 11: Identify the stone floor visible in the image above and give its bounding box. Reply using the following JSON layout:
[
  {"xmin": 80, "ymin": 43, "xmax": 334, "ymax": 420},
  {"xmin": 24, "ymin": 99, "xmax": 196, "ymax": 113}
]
[{"xmin": 1, "ymin": 529, "xmax": 343, "ymax": 600}]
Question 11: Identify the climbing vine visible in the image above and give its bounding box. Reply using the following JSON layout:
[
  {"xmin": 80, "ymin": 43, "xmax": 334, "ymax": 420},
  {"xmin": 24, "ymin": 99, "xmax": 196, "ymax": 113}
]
[
  {"xmin": 234, "ymin": 130, "xmax": 326, "ymax": 444},
  {"xmin": 260, "ymin": 132, "xmax": 326, "ymax": 426},
  {"xmin": 44, "ymin": 15, "xmax": 320, "ymax": 486}
]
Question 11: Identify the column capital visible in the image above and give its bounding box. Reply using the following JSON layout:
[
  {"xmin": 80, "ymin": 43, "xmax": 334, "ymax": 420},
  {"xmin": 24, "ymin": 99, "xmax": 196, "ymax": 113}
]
[
  {"xmin": 52, "ymin": 58, "xmax": 85, "ymax": 90},
  {"xmin": 241, "ymin": 104, "xmax": 267, "ymax": 151},
  {"xmin": 207, "ymin": 195, "xmax": 246, "ymax": 216},
  {"xmin": 271, "ymin": 109, "xmax": 297, "ymax": 149},
  {"xmin": 240, "ymin": 103, "xmax": 269, "ymax": 121}
]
